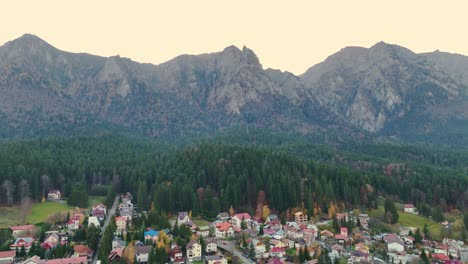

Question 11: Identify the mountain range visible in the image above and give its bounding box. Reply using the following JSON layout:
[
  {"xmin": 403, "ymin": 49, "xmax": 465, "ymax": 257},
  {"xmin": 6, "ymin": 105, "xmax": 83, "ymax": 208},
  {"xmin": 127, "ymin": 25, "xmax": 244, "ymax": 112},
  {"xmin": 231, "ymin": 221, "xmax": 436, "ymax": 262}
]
[{"xmin": 0, "ymin": 34, "xmax": 467, "ymax": 145}]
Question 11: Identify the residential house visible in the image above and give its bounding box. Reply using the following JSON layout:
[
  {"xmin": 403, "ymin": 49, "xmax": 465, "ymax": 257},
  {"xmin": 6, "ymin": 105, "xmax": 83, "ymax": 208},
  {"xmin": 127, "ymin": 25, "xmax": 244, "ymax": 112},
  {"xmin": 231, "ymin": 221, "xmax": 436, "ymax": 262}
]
[
  {"xmin": 320, "ymin": 230, "xmax": 334, "ymax": 241},
  {"xmin": 169, "ymin": 244, "xmax": 185, "ymax": 264},
  {"xmin": 92, "ymin": 203, "xmax": 107, "ymax": 215},
  {"xmin": 46, "ymin": 256, "xmax": 87, "ymax": 264},
  {"xmin": 108, "ymin": 248, "xmax": 123, "ymax": 263},
  {"xmin": 215, "ymin": 222, "xmax": 234, "ymax": 239},
  {"xmin": 41, "ymin": 233, "xmax": 59, "ymax": 249},
  {"xmin": 268, "ymin": 259, "xmax": 286, "ymax": 264},
  {"xmin": 231, "ymin": 213, "xmax": 251, "ymax": 229},
  {"xmin": 112, "ymin": 236, "xmax": 126, "ymax": 249},
  {"xmin": 348, "ymin": 250, "xmax": 371, "ymax": 263},
  {"xmin": 121, "ymin": 192, "xmax": 133, "ymax": 204},
  {"xmin": 177, "ymin": 212, "xmax": 190, "ymax": 225},
  {"xmin": 143, "ymin": 229, "xmax": 159, "ymax": 243},
  {"xmin": 294, "ymin": 212, "xmax": 308, "ymax": 225},
  {"xmin": 186, "ymin": 240, "xmax": 202, "ymax": 263},
  {"xmin": 270, "ymin": 247, "xmax": 285, "ymax": 258},
  {"xmin": 88, "ymin": 216, "xmax": 101, "ymax": 228},
  {"xmin": 336, "ymin": 213, "xmax": 348, "ymax": 222},
  {"xmin": 196, "ymin": 226, "xmax": 210, "ymax": 238},
  {"xmin": 281, "ymin": 238, "xmax": 295, "ymax": 249},
  {"xmin": 355, "ymin": 242, "xmax": 369, "ymax": 254},
  {"xmin": 22, "ymin": 255, "xmax": 46, "ymax": 264},
  {"xmin": 47, "ymin": 190, "xmax": 61, "ymax": 201},
  {"xmin": 91, "ymin": 209, "xmax": 105, "ymax": 222},
  {"xmin": 204, "ymin": 253, "xmax": 227, "ymax": 264},
  {"xmin": 387, "ymin": 238, "xmax": 405, "ymax": 253},
  {"xmin": 331, "ymin": 244, "xmax": 344, "ymax": 258},
  {"xmin": 10, "ymin": 237, "xmax": 35, "ymax": 253},
  {"xmin": 270, "ymin": 239, "xmax": 285, "ymax": 249},
  {"xmin": 217, "ymin": 212, "xmax": 230, "ymax": 222},
  {"xmin": 205, "ymin": 238, "xmax": 217, "ymax": 254},
  {"xmin": 115, "ymin": 217, "xmax": 127, "ymax": 233},
  {"xmin": 10, "ymin": 225, "xmax": 34, "ymax": 238},
  {"xmin": 266, "ymin": 214, "xmax": 279, "ymax": 224},
  {"xmin": 135, "ymin": 245, "xmax": 152, "ymax": 263},
  {"xmin": 402, "ymin": 204, "xmax": 418, "ymax": 214},
  {"xmin": 388, "ymin": 251, "xmax": 408, "ymax": 264},
  {"xmin": 67, "ymin": 216, "xmax": 80, "ymax": 230},
  {"xmin": 73, "ymin": 245, "xmax": 93, "ymax": 262},
  {"xmin": 0, "ymin": 250, "xmax": 16, "ymax": 264},
  {"xmin": 118, "ymin": 200, "xmax": 133, "ymax": 211},
  {"xmin": 119, "ymin": 208, "xmax": 133, "ymax": 221},
  {"xmin": 252, "ymin": 239, "xmax": 266, "ymax": 258}
]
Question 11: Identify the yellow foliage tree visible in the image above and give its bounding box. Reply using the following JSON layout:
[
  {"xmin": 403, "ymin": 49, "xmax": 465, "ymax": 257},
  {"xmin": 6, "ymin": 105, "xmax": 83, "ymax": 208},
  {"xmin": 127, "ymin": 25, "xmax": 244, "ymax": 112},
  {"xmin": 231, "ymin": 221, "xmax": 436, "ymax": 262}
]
[
  {"xmin": 123, "ymin": 241, "xmax": 135, "ymax": 264},
  {"xmin": 229, "ymin": 205, "xmax": 235, "ymax": 216},
  {"xmin": 328, "ymin": 201, "xmax": 336, "ymax": 219},
  {"xmin": 189, "ymin": 210, "xmax": 192, "ymax": 219},
  {"xmin": 158, "ymin": 231, "xmax": 170, "ymax": 246},
  {"xmin": 261, "ymin": 205, "xmax": 270, "ymax": 221}
]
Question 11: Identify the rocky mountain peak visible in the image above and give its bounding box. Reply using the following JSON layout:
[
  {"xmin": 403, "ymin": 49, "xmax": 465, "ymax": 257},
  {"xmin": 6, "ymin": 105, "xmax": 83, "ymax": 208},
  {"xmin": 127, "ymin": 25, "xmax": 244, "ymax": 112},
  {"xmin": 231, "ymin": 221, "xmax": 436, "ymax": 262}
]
[{"xmin": 219, "ymin": 45, "xmax": 261, "ymax": 69}]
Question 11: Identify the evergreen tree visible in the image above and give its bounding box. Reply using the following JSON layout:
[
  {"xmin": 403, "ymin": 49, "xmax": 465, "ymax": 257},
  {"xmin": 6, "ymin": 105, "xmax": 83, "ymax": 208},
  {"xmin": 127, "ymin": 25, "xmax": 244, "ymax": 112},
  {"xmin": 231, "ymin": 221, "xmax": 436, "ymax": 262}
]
[
  {"xmin": 304, "ymin": 246, "xmax": 311, "ymax": 261},
  {"xmin": 414, "ymin": 228, "xmax": 422, "ymax": 244},
  {"xmin": 420, "ymin": 249, "xmax": 430, "ymax": 264},
  {"xmin": 249, "ymin": 242, "xmax": 255, "ymax": 259},
  {"xmin": 384, "ymin": 199, "xmax": 399, "ymax": 224}
]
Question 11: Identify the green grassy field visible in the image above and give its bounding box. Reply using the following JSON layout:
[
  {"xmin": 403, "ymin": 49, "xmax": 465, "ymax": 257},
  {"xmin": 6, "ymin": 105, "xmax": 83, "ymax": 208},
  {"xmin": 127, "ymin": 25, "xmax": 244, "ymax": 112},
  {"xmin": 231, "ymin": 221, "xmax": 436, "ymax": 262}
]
[
  {"xmin": 398, "ymin": 211, "xmax": 442, "ymax": 239},
  {"xmin": 26, "ymin": 202, "xmax": 73, "ymax": 224},
  {"xmin": 369, "ymin": 206, "xmax": 442, "ymax": 240},
  {"xmin": 0, "ymin": 207, "xmax": 22, "ymax": 228},
  {"xmin": 192, "ymin": 218, "xmax": 211, "ymax": 227}
]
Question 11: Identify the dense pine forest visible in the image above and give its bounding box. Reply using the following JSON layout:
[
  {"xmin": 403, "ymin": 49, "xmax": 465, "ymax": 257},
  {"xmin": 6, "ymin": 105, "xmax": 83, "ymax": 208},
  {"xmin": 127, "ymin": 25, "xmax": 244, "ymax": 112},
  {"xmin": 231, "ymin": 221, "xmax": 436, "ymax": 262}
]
[{"xmin": 0, "ymin": 132, "xmax": 466, "ymax": 220}]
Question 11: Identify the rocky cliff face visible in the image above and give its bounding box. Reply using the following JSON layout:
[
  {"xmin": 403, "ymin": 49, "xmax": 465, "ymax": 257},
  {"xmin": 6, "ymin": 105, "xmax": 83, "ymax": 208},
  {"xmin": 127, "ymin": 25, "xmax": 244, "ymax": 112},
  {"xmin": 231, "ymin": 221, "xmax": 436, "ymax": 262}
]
[
  {"xmin": 0, "ymin": 34, "xmax": 466, "ymax": 144},
  {"xmin": 301, "ymin": 42, "xmax": 465, "ymax": 133}
]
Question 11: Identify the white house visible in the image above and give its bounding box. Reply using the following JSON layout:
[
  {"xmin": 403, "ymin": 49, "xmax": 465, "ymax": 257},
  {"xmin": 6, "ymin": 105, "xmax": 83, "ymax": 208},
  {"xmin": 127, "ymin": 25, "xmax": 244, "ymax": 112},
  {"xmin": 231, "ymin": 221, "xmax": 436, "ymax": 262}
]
[
  {"xmin": 387, "ymin": 239, "xmax": 405, "ymax": 253},
  {"xmin": 231, "ymin": 213, "xmax": 251, "ymax": 229},
  {"xmin": 196, "ymin": 226, "xmax": 210, "ymax": 238},
  {"xmin": 186, "ymin": 240, "xmax": 201, "ymax": 263},
  {"xmin": 178, "ymin": 212, "xmax": 191, "ymax": 225},
  {"xmin": 205, "ymin": 238, "xmax": 217, "ymax": 254},
  {"xmin": 0, "ymin": 250, "xmax": 16, "ymax": 263},
  {"xmin": 88, "ymin": 216, "xmax": 101, "ymax": 228},
  {"xmin": 67, "ymin": 216, "xmax": 80, "ymax": 230},
  {"xmin": 215, "ymin": 222, "xmax": 234, "ymax": 239},
  {"xmin": 402, "ymin": 204, "xmax": 418, "ymax": 214},
  {"xmin": 47, "ymin": 190, "xmax": 61, "ymax": 201}
]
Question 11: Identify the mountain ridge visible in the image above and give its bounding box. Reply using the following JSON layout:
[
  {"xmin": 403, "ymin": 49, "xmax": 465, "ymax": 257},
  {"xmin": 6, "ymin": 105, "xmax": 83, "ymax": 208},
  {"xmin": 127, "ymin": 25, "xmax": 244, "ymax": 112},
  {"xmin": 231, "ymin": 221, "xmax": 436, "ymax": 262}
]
[{"xmin": 0, "ymin": 34, "xmax": 466, "ymax": 146}]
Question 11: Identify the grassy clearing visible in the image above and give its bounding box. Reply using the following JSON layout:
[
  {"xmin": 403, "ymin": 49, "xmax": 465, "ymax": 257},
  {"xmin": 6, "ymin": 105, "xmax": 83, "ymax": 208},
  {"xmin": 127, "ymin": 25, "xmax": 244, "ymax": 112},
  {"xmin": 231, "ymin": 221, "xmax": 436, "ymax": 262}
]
[
  {"xmin": 368, "ymin": 206, "xmax": 442, "ymax": 240},
  {"xmin": 88, "ymin": 196, "xmax": 106, "ymax": 207},
  {"xmin": 192, "ymin": 218, "xmax": 211, "ymax": 227},
  {"xmin": 398, "ymin": 211, "xmax": 441, "ymax": 239},
  {"xmin": 0, "ymin": 207, "xmax": 22, "ymax": 228},
  {"xmin": 26, "ymin": 202, "xmax": 72, "ymax": 224}
]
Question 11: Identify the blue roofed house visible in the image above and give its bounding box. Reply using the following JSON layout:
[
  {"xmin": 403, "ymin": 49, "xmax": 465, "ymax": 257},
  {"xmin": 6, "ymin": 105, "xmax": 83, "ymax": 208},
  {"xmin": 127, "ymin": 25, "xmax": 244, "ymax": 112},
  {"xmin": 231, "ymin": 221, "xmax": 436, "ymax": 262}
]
[{"xmin": 144, "ymin": 229, "xmax": 159, "ymax": 243}]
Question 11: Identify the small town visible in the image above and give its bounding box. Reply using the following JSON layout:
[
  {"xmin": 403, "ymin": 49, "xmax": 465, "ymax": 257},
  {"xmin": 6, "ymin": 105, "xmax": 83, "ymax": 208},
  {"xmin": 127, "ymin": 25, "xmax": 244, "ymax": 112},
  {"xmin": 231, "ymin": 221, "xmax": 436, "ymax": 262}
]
[{"xmin": 0, "ymin": 191, "xmax": 466, "ymax": 264}]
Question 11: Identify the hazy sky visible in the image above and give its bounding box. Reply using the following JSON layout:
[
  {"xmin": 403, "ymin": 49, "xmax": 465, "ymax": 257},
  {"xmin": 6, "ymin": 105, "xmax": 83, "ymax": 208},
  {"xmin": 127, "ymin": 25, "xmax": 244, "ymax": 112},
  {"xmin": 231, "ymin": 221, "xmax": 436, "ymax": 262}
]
[{"xmin": 1, "ymin": 1, "xmax": 467, "ymax": 74}]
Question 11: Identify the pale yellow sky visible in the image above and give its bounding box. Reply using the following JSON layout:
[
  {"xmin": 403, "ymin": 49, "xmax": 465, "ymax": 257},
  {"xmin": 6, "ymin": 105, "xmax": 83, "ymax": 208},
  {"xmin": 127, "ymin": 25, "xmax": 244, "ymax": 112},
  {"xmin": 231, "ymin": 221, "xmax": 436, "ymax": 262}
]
[{"xmin": 1, "ymin": 1, "xmax": 467, "ymax": 74}]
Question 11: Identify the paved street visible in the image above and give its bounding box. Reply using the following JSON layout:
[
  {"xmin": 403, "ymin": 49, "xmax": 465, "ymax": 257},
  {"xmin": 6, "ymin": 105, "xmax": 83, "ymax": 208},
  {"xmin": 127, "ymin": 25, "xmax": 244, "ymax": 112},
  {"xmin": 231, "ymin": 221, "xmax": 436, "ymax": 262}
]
[
  {"xmin": 92, "ymin": 196, "xmax": 119, "ymax": 264},
  {"xmin": 217, "ymin": 240, "xmax": 254, "ymax": 264}
]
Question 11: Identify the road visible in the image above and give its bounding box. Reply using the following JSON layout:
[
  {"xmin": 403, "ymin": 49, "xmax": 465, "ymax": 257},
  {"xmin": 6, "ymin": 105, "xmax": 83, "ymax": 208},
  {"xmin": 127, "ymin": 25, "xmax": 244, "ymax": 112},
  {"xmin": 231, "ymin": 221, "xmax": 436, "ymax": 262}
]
[
  {"xmin": 217, "ymin": 240, "xmax": 254, "ymax": 264},
  {"xmin": 92, "ymin": 196, "xmax": 119, "ymax": 264}
]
